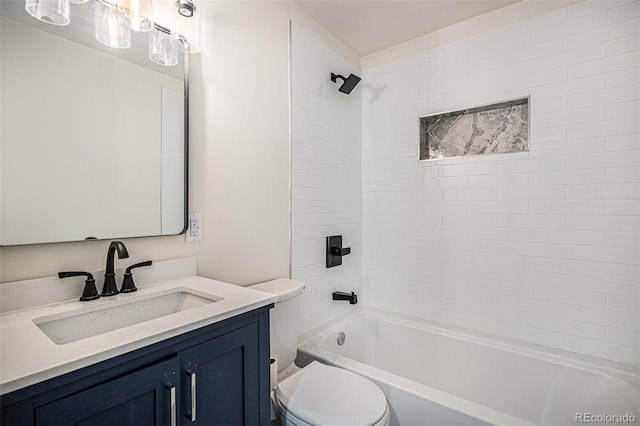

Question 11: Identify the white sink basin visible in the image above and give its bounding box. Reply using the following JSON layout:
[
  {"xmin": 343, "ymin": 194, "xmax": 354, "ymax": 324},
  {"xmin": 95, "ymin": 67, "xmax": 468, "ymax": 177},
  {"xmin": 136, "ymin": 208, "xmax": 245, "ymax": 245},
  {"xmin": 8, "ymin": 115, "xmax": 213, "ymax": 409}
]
[{"xmin": 34, "ymin": 289, "xmax": 219, "ymax": 344}]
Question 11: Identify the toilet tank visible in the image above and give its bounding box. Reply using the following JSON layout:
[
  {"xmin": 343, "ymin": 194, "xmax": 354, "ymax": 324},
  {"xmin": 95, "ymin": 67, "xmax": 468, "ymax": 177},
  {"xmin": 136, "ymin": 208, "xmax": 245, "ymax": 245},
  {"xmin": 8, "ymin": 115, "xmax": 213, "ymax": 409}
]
[{"xmin": 249, "ymin": 279, "xmax": 305, "ymax": 371}]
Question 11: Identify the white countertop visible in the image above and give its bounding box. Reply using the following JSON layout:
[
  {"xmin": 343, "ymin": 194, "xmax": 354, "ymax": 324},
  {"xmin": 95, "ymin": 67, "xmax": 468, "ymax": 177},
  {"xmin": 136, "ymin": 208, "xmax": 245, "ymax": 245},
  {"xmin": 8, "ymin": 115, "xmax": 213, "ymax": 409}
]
[{"xmin": 0, "ymin": 272, "xmax": 276, "ymax": 395}]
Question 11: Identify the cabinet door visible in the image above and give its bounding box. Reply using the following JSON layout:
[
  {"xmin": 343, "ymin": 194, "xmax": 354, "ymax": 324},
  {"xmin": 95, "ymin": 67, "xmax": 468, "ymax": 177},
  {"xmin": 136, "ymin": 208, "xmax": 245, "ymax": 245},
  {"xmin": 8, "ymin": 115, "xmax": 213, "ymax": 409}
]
[
  {"xmin": 36, "ymin": 357, "xmax": 179, "ymax": 426},
  {"xmin": 180, "ymin": 323, "xmax": 261, "ymax": 426}
]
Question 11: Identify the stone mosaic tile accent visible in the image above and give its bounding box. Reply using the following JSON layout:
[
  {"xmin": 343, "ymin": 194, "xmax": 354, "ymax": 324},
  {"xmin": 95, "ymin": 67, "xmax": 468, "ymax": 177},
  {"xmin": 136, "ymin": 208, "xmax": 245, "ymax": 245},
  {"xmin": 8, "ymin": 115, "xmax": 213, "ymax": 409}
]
[{"xmin": 420, "ymin": 98, "xmax": 529, "ymax": 160}]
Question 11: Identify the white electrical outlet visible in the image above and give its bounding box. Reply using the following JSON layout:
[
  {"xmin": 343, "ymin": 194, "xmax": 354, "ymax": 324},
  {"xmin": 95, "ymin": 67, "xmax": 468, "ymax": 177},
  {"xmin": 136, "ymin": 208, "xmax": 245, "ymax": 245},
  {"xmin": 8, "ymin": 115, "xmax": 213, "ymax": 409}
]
[{"xmin": 186, "ymin": 213, "xmax": 202, "ymax": 242}]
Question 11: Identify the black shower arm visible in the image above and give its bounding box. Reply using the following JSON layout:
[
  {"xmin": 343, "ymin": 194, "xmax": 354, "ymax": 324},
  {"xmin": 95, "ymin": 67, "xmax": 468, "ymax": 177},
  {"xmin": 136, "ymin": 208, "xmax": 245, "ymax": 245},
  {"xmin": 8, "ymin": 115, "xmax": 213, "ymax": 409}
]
[{"xmin": 331, "ymin": 73, "xmax": 346, "ymax": 83}]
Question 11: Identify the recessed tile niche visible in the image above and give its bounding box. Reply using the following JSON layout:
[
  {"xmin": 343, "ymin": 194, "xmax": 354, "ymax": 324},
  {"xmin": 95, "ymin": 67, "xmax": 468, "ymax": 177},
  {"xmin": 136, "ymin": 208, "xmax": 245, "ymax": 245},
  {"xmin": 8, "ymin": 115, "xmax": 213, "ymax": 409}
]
[{"xmin": 420, "ymin": 98, "xmax": 529, "ymax": 160}]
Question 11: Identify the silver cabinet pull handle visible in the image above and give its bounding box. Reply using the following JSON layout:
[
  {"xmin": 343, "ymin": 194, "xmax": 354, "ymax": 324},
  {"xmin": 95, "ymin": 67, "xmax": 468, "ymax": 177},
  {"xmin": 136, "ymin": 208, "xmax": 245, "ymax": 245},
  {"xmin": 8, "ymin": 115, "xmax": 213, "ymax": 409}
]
[
  {"xmin": 189, "ymin": 371, "xmax": 197, "ymax": 422},
  {"xmin": 168, "ymin": 385, "xmax": 176, "ymax": 426}
]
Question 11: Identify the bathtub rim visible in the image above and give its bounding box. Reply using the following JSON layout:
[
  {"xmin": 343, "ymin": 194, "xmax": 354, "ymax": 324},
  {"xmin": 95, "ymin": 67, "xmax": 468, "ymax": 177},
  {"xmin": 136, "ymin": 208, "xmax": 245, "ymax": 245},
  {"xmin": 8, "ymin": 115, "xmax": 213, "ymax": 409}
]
[
  {"xmin": 297, "ymin": 308, "xmax": 639, "ymax": 426},
  {"xmin": 299, "ymin": 307, "xmax": 640, "ymax": 381},
  {"xmin": 297, "ymin": 341, "xmax": 535, "ymax": 426}
]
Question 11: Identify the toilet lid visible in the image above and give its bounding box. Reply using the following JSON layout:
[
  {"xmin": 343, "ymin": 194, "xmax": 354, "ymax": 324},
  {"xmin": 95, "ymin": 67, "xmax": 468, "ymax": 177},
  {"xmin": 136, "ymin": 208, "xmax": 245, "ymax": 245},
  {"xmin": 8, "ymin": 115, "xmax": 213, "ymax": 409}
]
[{"xmin": 276, "ymin": 361, "xmax": 387, "ymax": 426}]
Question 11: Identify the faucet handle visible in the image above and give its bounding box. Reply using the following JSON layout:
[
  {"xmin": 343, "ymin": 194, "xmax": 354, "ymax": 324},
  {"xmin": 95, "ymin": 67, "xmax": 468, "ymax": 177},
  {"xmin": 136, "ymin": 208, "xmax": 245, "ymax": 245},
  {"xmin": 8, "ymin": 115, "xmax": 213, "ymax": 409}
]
[
  {"xmin": 58, "ymin": 271, "xmax": 100, "ymax": 301},
  {"xmin": 120, "ymin": 260, "xmax": 153, "ymax": 293}
]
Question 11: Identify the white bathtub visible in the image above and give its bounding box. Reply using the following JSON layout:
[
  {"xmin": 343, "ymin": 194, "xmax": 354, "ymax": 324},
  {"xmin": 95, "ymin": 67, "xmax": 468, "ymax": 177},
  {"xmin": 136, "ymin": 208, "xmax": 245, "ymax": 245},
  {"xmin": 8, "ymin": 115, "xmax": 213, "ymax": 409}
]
[{"xmin": 297, "ymin": 310, "xmax": 640, "ymax": 426}]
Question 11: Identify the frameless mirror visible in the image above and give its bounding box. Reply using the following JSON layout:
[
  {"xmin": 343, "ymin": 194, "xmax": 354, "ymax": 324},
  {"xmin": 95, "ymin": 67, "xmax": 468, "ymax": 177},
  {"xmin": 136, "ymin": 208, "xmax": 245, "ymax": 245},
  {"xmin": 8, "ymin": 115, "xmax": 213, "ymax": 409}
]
[{"xmin": 0, "ymin": 0, "xmax": 188, "ymax": 246}]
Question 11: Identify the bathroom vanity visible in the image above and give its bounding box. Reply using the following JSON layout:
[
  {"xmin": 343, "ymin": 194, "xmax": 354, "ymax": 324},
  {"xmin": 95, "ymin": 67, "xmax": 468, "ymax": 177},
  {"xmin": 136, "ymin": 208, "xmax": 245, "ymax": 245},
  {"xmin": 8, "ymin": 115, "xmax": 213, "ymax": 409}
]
[{"xmin": 0, "ymin": 258, "xmax": 276, "ymax": 426}]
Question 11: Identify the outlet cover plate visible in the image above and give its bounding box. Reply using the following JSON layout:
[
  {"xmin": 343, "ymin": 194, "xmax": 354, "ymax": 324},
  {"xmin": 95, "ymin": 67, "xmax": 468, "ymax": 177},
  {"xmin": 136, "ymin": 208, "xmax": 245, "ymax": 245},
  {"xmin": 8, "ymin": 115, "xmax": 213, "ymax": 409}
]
[{"xmin": 186, "ymin": 213, "xmax": 202, "ymax": 242}]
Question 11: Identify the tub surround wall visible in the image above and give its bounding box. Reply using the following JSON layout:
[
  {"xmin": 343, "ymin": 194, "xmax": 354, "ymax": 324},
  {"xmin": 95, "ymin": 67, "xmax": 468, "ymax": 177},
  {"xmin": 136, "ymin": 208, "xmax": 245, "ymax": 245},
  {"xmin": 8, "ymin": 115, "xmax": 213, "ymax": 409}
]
[
  {"xmin": 362, "ymin": 1, "xmax": 639, "ymax": 366},
  {"xmin": 360, "ymin": 2, "xmax": 578, "ymax": 69},
  {"xmin": 290, "ymin": 23, "xmax": 362, "ymax": 333}
]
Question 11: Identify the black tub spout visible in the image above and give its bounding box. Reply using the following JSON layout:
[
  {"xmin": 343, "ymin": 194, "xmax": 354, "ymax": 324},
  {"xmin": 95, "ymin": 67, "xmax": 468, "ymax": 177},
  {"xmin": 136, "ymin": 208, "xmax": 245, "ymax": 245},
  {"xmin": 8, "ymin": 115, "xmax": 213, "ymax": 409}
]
[{"xmin": 332, "ymin": 291, "xmax": 358, "ymax": 305}]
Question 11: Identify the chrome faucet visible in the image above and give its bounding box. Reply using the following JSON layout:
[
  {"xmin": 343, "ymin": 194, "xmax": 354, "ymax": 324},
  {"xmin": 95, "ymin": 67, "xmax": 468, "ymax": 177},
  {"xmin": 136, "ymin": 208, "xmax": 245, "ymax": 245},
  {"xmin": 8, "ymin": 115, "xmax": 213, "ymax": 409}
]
[{"xmin": 102, "ymin": 241, "xmax": 129, "ymax": 296}]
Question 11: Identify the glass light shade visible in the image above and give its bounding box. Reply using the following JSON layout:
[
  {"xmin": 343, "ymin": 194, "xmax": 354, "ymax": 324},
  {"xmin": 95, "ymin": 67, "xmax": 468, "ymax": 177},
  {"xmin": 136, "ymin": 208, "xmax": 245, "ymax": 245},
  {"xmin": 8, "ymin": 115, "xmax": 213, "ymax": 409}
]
[
  {"xmin": 69, "ymin": 0, "xmax": 89, "ymax": 4},
  {"xmin": 117, "ymin": 0, "xmax": 154, "ymax": 32},
  {"xmin": 25, "ymin": 0, "xmax": 70, "ymax": 26},
  {"xmin": 149, "ymin": 28, "xmax": 178, "ymax": 66},
  {"xmin": 95, "ymin": 1, "xmax": 131, "ymax": 49},
  {"xmin": 169, "ymin": 0, "xmax": 201, "ymax": 53}
]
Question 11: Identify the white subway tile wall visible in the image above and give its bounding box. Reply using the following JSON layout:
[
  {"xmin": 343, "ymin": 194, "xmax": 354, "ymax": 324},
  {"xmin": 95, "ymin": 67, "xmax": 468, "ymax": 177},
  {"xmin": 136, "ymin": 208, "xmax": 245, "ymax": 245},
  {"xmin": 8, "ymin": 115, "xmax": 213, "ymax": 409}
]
[
  {"xmin": 291, "ymin": 24, "xmax": 362, "ymax": 333},
  {"xmin": 362, "ymin": 1, "xmax": 639, "ymax": 366}
]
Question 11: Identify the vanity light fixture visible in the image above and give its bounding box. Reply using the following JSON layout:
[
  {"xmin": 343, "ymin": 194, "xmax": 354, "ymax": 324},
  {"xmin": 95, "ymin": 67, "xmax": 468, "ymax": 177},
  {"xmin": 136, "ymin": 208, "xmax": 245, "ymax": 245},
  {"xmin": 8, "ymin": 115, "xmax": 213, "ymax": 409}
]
[
  {"xmin": 95, "ymin": 0, "xmax": 131, "ymax": 49},
  {"xmin": 170, "ymin": 0, "xmax": 201, "ymax": 53},
  {"xmin": 23, "ymin": 0, "xmax": 201, "ymax": 63},
  {"xmin": 175, "ymin": 0, "xmax": 194, "ymax": 17},
  {"xmin": 149, "ymin": 27, "xmax": 178, "ymax": 66},
  {"xmin": 117, "ymin": 0, "xmax": 154, "ymax": 32},
  {"xmin": 25, "ymin": 0, "xmax": 71, "ymax": 26}
]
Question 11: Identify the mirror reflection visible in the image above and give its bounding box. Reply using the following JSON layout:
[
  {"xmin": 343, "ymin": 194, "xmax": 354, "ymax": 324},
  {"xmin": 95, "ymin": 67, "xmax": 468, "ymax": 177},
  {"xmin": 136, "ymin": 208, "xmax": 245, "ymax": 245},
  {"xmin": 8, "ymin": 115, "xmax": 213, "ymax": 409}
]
[{"xmin": 0, "ymin": 0, "xmax": 187, "ymax": 246}]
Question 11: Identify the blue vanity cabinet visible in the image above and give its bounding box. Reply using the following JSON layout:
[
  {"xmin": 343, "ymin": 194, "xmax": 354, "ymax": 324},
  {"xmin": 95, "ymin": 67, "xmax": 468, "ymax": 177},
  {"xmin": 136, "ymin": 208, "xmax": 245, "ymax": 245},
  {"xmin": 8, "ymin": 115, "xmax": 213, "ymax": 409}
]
[
  {"xmin": 180, "ymin": 322, "xmax": 261, "ymax": 425},
  {"xmin": 35, "ymin": 357, "xmax": 180, "ymax": 426},
  {"xmin": 0, "ymin": 306, "xmax": 272, "ymax": 426}
]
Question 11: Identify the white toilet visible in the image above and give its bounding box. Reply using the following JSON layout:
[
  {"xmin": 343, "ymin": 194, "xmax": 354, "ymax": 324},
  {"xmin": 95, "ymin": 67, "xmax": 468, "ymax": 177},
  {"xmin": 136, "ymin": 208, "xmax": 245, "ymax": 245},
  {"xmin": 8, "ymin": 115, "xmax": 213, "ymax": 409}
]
[{"xmin": 250, "ymin": 279, "xmax": 390, "ymax": 426}]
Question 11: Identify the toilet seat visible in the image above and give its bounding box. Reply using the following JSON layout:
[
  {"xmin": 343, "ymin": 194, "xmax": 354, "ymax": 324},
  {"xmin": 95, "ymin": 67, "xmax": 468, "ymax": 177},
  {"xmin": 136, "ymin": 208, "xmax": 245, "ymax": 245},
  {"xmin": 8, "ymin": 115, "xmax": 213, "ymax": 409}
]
[{"xmin": 276, "ymin": 361, "xmax": 389, "ymax": 426}]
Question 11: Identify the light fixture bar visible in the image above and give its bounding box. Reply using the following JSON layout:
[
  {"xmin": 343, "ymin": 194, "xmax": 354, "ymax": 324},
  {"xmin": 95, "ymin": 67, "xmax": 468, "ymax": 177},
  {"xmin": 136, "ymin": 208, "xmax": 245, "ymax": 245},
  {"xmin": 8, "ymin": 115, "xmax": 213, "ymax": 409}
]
[{"xmin": 23, "ymin": 0, "xmax": 198, "ymax": 65}]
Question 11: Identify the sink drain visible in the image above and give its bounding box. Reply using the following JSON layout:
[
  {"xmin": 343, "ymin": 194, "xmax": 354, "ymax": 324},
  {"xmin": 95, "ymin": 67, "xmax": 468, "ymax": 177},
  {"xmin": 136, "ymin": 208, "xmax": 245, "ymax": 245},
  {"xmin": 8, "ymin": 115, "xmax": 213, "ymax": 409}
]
[{"xmin": 337, "ymin": 331, "xmax": 346, "ymax": 346}]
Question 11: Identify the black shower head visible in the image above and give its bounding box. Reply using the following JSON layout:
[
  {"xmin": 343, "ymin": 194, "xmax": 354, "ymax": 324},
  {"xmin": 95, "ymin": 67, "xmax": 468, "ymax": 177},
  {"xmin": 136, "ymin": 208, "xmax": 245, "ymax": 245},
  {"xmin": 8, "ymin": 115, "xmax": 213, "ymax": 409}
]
[{"xmin": 331, "ymin": 73, "xmax": 361, "ymax": 94}]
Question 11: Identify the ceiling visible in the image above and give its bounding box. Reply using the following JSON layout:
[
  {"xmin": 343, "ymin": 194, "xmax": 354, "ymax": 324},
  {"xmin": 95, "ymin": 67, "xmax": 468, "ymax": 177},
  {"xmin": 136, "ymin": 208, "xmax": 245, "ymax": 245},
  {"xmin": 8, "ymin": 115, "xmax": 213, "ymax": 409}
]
[{"xmin": 293, "ymin": 0, "xmax": 520, "ymax": 56}]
